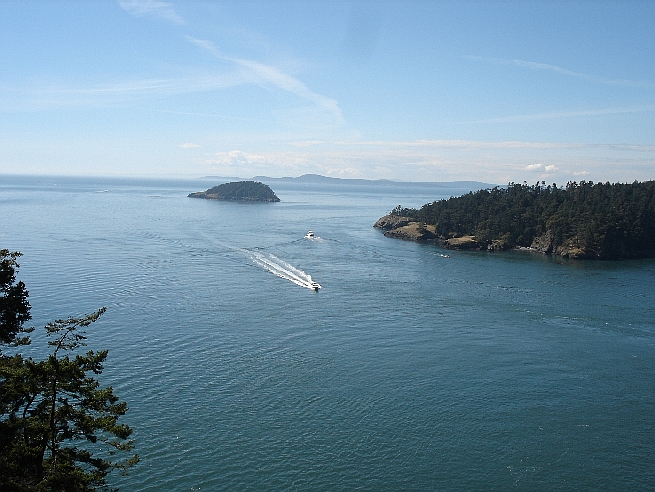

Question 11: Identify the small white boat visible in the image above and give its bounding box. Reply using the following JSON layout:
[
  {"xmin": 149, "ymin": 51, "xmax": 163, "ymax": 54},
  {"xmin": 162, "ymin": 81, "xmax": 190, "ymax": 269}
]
[
  {"xmin": 304, "ymin": 230, "xmax": 315, "ymax": 239},
  {"xmin": 310, "ymin": 281, "xmax": 321, "ymax": 292}
]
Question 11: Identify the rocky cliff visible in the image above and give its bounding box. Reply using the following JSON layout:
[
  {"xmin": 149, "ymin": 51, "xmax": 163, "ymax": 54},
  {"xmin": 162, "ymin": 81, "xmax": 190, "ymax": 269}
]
[
  {"xmin": 373, "ymin": 215, "xmax": 437, "ymax": 242},
  {"xmin": 375, "ymin": 214, "xmax": 603, "ymax": 258}
]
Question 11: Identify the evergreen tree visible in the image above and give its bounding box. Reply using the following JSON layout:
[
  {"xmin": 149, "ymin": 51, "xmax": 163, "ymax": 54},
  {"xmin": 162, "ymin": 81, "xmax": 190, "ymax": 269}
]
[
  {"xmin": 392, "ymin": 180, "xmax": 655, "ymax": 259},
  {"xmin": 0, "ymin": 250, "xmax": 32, "ymax": 347},
  {"xmin": 0, "ymin": 251, "xmax": 137, "ymax": 491}
]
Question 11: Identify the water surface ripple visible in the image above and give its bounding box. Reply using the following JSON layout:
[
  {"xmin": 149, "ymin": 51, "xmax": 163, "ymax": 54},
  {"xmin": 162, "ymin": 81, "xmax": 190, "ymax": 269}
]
[{"xmin": 2, "ymin": 175, "xmax": 654, "ymax": 491}]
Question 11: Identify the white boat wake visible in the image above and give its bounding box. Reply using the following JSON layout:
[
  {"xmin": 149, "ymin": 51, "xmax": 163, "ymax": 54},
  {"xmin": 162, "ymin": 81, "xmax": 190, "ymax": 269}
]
[{"xmin": 252, "ymin": 252, "xmax": 321, "ymax": 291}]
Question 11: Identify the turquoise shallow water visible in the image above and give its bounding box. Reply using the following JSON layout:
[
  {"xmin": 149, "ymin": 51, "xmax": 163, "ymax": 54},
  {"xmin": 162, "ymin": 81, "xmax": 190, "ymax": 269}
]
[{"xmin": 2, "ymin": 175, "xmax": 654, "ymax": 491}]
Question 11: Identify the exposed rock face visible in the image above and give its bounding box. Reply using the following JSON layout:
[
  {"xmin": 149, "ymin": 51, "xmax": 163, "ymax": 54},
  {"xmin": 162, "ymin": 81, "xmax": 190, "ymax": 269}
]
[
  {"xmin": 375, "ymin": 214, "xmax": 601, "ymax": 257},
  {"xmin": 530, "ymin": 231, "xmax": 555, "ymax": 254},
  {"xmin": 375, "ymin": 215, "xmax": 591, "ymax": 256},
  {"xmin": 384, "ymin": 223, "xmax": 437, "ymax": 241},
  {"xmin": 554, "ymin": 239, "xmax": 592, "ymax": 259},
  {"xmin": 443, "ymin": 235, "xmax": 480, "ymax": 250},
  {"xmin": 373, "ymin": 215, "xmax": 413, "ymax": 230},
  {"xmin": 377, "ymin": 208, "xmax": 652, "ymax": 259},
  {"xmin": 487, "ymin": 238, "xmax": 511, "ymax": 252},
  {"xmin": 374, "ymin": 215, "xmax": 437, "ymax": 242},
  {"xmin": 529, "ymin": 232, "xmax": 594, "ymax": 259},
  {"xmin": 375, "ymin": 215, "xmax": 496, "ymax": 250}
]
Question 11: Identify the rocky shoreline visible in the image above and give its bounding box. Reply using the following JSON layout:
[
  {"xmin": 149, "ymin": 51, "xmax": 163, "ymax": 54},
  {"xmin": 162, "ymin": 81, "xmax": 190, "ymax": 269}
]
[{"xmin": 374, "ymin": 215, "xmax": 595, "ymax": 258}]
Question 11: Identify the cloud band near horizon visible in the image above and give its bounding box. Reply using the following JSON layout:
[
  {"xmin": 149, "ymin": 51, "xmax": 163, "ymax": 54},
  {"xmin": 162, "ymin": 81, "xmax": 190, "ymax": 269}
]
[{"xmin": 194, "ymin": 139, "xmax": 655, "ymax": 184}]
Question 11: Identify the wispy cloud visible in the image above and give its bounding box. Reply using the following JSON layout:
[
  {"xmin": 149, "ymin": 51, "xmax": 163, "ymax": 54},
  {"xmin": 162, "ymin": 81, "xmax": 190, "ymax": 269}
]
[
  {"xmin": 289, "ymin": 140, "xmax": 326, "ymax": 147},
  {"xmin": 178, "ymin": 143, "xmax": 200, "ymax": 148},
  {"xmin": 11, "ymin": 8, "xmax": 342, "ymax": 123},
  {"xmin": 119, "ymin": 1, "xmax": 185, "ymax": 25},
  {"xmin": 187, "ymin": 37, "xmax": 343, "ymax": 122},
  {"xmin": 0, "ymin": 72, "xmax": 254, "ymax": 111},
  {"xmin": 335, "ymin": 139, "xmax": 582, "ymax": 150},
  {"xmin": 43, "ymin": 78, "xmax": 184, "ymax": 95},
  {"xmin": 461, "ymin": 104, "xmax": 655, "ymax": 125},
  {"xmin": 466, "ymin": 56, "xmax": 654, "ymax": 88}
]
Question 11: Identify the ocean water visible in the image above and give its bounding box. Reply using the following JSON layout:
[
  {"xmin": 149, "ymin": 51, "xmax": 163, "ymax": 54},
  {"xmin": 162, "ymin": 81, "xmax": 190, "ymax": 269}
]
[{"xmin": 1, "ymin": 175, "xmax": 654, "ymax": 491}]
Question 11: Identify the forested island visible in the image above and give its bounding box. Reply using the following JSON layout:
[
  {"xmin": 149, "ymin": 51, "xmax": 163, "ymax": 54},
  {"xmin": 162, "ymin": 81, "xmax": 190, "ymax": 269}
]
[
  {"xmin": 189, "ymin": 181, "xmax": 280, "ymax": 202},
  {"xmin": 375, "ymin": 180, "xmax": 655, "ymax": 260}
]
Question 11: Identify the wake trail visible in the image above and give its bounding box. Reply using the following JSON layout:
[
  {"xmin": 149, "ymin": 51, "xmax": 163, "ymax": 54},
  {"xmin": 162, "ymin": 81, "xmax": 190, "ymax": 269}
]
[
  {"xmin": 252, "ymin": 252, "xmax": 321, "ymax": 290},
  {"xmin": 192, "ymin": 231, "xmax": 322, "ymax": 290}
]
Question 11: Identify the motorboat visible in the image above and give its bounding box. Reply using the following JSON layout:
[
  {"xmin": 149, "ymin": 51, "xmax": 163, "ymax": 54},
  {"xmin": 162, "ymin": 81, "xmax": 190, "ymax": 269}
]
[
  {"xmin": 304, "ymin": 230, "xmax": 315, "ymax": 239},
  {"xmin": 310, "ymin": 281, "xmax": 321, "ymax": 292}
]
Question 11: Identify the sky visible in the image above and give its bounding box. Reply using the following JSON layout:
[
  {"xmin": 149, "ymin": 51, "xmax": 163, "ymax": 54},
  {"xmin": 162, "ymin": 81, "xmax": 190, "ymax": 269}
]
[{"xmin": 1, "ymin": 1, "xmax": 654, "ymax": 183}]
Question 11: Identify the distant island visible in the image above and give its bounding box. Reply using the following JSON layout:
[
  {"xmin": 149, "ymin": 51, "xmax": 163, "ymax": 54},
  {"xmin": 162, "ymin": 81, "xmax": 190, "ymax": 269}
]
[
  {"xmin": 199, "ymin": 173, "xmax": 493, "ymax": 190},
  {"xmin": 188, "ymin": 181, "xmax": 280, "ymax": 202},
  {"xmin": 375, "ymin": 180, "xmax": 655, "ymax": 260}
]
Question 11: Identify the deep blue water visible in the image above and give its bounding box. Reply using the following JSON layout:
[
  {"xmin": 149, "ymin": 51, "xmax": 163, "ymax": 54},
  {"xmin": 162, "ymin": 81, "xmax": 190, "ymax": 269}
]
[{"xmin": 2, "ymin": 175, "xmax": 654, "ymax": 491}]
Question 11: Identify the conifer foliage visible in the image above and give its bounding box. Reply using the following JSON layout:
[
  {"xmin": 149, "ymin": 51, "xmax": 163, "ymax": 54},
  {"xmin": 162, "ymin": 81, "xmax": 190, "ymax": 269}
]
[
  {"xmin": 394, "ymin": 181, "xmax": 655, "ymax": 259},
  {"xmin": 188, "ymin": 180, "xmax": 280, "ymax": 202},
  {"xmin": 0, "ymin": 250, "xmax": 137, "ymax": 491},
  {"xmin": 0, "ymin": 251, "xmax": 32, "ymax": 346}
]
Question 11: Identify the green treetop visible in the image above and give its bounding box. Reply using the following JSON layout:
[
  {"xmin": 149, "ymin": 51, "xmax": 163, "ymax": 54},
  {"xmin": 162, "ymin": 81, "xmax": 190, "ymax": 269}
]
[{"xmin": 0, "ymin": 250, "xmax": 138, "ymax": 491}]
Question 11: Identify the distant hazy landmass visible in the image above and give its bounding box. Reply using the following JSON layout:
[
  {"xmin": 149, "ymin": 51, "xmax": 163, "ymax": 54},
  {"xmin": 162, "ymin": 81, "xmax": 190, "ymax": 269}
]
[
  {"xmin": 188, "ymin": 181, "xmax": 280, "ymax": 202},
  {"xmin": 200, "ymin": 173, "xmax": 495, "ymax": 190},
  {"xmin": 376, "ymin": 180, "xmax": 655, "ymax": 260}
]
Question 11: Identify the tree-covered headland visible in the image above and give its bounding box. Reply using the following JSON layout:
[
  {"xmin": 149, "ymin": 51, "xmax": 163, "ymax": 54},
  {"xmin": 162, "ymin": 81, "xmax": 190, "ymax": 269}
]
[
  {"xmin": 188, "ymin": 181, "xmax": 280, "ymax": 202},
  {"xmin": 0, "ymin": 250, "xmax": 138, "ymax": 491},
  {"xmin": 379, "ymin": 180, "xmax": 655, "ymax": 260}
]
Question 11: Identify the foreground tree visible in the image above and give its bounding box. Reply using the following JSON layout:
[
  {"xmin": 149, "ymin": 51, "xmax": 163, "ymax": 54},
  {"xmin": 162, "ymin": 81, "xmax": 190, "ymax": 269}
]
[
  {"xmin": 0, "ymin": 250, "xmax": 32, "ymax": 347},
  {"xmin": 0, "ymin": 250, "xmax": 137, "ymax": 491}
]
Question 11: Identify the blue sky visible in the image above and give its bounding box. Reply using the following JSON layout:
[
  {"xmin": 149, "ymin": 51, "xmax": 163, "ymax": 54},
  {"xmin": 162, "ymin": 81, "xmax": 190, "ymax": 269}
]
[{"xmin": 1, "ymin": 1, "xmax": 653, "ymax": 183}]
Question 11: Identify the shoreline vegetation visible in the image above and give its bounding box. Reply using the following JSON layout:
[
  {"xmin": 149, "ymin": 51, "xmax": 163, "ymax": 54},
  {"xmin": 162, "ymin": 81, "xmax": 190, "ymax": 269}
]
[
  {"xmin": 189, "ymin": 181, "xmax": 280, "ymax": 202},
  {"xmin": 375, "ymin": 180, "xmax": 655, "ymax": 260}
]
